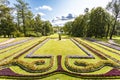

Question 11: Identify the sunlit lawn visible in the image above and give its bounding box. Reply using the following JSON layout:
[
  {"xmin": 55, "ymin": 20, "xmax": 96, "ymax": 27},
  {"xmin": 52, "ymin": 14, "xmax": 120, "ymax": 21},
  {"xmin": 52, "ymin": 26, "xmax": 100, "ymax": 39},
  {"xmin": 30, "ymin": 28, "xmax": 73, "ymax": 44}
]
[
  {"xmin": 1, "ymin": 36, "xmax": 120, "ymax": 79},
  {"xmin": 34, "ymin": 39, "xmax": 87, "ymax": 56},
  {"xmin": 0, "ymin": 38, "xmax": 9, "ymax": 43}
]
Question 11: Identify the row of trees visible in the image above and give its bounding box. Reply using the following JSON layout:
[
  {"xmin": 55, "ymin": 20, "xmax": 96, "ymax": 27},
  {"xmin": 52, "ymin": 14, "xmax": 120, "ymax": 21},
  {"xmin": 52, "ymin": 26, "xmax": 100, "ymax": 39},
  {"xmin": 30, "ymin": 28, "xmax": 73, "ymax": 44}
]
[
  {"xmin": 0, "ymin": 0, "xmax": 53, "ymax": 37},
  {"xmin": 63, "ymin": 0, "xmax": 120, "ymax": 39}
]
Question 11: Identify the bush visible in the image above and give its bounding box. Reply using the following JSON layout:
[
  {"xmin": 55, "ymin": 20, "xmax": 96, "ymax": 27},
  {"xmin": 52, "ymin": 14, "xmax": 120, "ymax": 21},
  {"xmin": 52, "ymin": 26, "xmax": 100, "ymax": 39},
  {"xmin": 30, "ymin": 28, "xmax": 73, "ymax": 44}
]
[{"xmin": 14, "ymin": 31, "xmax": 24, "ymax": 37}]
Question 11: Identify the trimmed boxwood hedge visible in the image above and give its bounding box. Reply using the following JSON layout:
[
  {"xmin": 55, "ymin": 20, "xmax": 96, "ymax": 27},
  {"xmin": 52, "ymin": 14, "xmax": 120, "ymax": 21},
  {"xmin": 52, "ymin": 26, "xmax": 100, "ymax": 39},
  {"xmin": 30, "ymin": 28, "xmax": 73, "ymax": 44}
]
[
  {"xmin": 73, "ymin": 38, "xmax": 107, "ymax": 60},
  {"xmin": 65, "ymin": 56, "xmax": 120, "ymax": 73},
  {"xmin": 12, "ymin": 57, "xmax": 54, "ymax": 73}
]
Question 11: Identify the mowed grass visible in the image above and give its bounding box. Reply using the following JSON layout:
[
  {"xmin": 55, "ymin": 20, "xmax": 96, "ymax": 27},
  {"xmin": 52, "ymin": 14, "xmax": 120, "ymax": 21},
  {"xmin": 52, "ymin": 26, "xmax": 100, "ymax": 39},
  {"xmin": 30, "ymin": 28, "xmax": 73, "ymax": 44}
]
[
  {"xmin": 1, "ymin": 36, "xmax": 119, "ymax": 79},
  {"xmin": 77, "ymin": 38, "xmax": 120, "ymax": 61},
  {"xmin": 34, "ymin": 39, "xmax": 87, "ymax": 56},
  {"xmin": 0, "ymin": 38, "xmax": 9, "ymax": 43},
  {"xmin": 48, "ymin": 33, "xmax": 69, "ymax": 38}
]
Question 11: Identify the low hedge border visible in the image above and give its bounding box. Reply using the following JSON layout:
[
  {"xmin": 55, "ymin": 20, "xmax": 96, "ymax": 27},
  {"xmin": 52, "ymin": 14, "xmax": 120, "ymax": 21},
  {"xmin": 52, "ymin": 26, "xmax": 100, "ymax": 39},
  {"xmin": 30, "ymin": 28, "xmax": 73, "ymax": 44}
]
[
  {"xmin": 76, "ymin": 38, "xmax": 120, "ymax": 64},
  {"xmin": 65, "ymin": 56, "xmax": 120, "ymax": 73},
  {"xmin": 0, "ymin": 38, "xmax": 34, "ymax": 54},
  {"xmin": 12, "ymin": 56, "xmax": 54, "ymax": 73},
  {"xmin": 0, "ymin": 55, "xmax": 120, "ymax": 78},
  {"xmin": 0, "ymin": 38, "xmax": 33, "ymax": 50},
  {"xmin": 0, "ymin": 57, "xmax": 53, "ymax": 73},
  {"xmin": 25, "ymin": 38, "xmax": 49, "ymax": 58},
  {"xmin": 14, "ymin": 37, "xmax": 48, "ymax": 59},
  {"xmin": 70, "ymin": 38, "xmax": 95, "ymax": 59},
  {"xmin": 25, "ymin": 55, "xmax": 52, "ymax": 58},
  {"xmin": 74, "ymin": 38, "xmax": 107, "ymax": 60},
  {"xmin": 68, "ymin": 55, "xmax": 94, "ymax": 59}
]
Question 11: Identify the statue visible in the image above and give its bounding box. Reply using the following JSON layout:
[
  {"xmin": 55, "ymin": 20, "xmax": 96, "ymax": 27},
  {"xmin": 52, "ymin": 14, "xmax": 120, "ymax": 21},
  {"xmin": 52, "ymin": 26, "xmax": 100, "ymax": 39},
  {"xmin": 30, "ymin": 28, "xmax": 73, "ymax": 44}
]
[{"xmin": 58, "ymin": 31, "xmax": 61, "ymax": 40}]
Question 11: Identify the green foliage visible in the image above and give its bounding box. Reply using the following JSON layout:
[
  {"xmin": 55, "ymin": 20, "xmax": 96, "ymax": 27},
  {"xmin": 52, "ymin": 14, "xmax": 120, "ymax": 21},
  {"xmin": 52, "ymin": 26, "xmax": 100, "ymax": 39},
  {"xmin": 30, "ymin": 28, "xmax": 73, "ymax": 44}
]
[
  {"xmin": 63, "ymin": 7, "xmax": 113, "ymax": 38},
  {"xmin": 106, "ymin": 0, "xmax": 120, "ymax": 39}
]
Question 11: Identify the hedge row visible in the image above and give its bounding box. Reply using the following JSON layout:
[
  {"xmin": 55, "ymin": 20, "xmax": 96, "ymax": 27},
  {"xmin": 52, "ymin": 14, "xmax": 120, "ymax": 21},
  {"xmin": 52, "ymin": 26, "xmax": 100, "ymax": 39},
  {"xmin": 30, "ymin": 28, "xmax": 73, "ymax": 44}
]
[
  {"xmin": 25, "ymin": 38, "xmax": 49, "ymax": 58},
  {"xmin": 73, "ymin": 38, "xmax": 107, "ymax": 60},
  {"xmin": 12, "ymin": 57, "xmax": 54, "ymax": 73},
  {"xmin": 70, "ymin": 38, "xmax": 95, "ymax": 59},
  {"xmin": 68, "ymin": 55, "xmax": 94, "ymax": 59},
  {"xmin": 14, "ymin": 37, "xmax": 48, "ymax": 59},
  {"xmin": 80, "ymin": 38, "xmax": 120, "ymax": 64},
  {"xmin": 0, "ymin": 38, "xmax": 34, "ymax": 54},
  {"xmin": 65, "ymin": 56, "xmax": 120, "ymax": 73}
]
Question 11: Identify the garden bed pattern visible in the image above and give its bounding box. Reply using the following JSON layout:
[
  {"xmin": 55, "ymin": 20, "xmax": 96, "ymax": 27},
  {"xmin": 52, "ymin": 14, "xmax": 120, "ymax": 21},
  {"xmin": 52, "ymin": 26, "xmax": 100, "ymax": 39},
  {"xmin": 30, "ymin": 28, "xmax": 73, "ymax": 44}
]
[{"xmin": 0, "ymin": 38, "xmax": 120, "ymax": 79}]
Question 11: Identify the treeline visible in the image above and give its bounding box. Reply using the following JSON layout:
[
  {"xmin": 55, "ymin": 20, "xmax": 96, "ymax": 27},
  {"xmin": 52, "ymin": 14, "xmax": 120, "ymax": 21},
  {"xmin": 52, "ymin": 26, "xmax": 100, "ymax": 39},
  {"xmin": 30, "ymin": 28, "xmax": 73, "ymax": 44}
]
[
  {"xmin": 0, "ymin": 0, "xmax": 53, "ymax": 38},
  {"xmin": 63, "ymin": 0, "xmax": 120, "ymax": 39}
]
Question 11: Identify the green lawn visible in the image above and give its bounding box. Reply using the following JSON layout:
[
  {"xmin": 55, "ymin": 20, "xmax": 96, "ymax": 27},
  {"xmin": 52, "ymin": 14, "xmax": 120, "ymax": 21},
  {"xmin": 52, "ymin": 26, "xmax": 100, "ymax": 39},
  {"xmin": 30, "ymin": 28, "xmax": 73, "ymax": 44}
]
[
  {"xmin": 0, "ymin": 38, "xmax": 9, "ymax": 43},
  {"xmin": 1, "ymin": 36, "xmax": 120, "ymax": 79},
  {"xmin": 34, "ymin": 39, "xmax": 87, "ymax": 56}
]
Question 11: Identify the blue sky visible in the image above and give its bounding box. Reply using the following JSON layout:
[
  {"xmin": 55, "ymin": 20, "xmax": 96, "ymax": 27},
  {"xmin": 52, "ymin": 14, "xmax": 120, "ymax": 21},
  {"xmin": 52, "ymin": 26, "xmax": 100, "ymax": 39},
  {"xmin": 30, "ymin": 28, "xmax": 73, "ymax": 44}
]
[{"xmin": 9, "ymin": 0, "xmax": 112, "ymax": 26}]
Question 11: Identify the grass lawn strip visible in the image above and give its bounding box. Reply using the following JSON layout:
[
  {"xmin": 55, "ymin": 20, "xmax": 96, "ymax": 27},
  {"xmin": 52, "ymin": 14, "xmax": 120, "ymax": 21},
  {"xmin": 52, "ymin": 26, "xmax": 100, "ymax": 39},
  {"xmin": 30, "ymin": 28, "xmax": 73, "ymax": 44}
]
[
  {"xmin": 0, "ymin": 38, "xmax": 15, "ymax": 46},
  {"xmin": 77, "ymin": 38, "xmax": 120, "ymax": 63},
  {"xmin": 0, "ymin": 38, "xmax": 33, "ymax": 50},
  {"xmin": 0, "ymin": 38, "xmax": 34, "ymax": 54},
  {"xmin": 0, "ymin": 38, "xmax": 9, "ymax": 42},
  {"xmin": 25, "ymin": 38, "xmax": 50, "ymax": 58},
  {"xmin": 70, "ymin": 38, "xmax": 94, "ymax": 59},
  {"xmin": 33, "ymin": 39, "xmax": 87, "ymax": 56},
  {"xmin": 0, "ymin": 38, "xmax": 45, "ymax": 65}
]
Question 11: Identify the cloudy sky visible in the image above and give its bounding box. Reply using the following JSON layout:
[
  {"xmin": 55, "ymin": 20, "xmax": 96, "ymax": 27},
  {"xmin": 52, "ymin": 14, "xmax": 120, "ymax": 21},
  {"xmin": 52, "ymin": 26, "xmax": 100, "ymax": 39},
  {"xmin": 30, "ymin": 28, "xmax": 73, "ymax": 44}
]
[{"xmin": 9, "ymin": 0, "xmax": 112, "ymax": 26}]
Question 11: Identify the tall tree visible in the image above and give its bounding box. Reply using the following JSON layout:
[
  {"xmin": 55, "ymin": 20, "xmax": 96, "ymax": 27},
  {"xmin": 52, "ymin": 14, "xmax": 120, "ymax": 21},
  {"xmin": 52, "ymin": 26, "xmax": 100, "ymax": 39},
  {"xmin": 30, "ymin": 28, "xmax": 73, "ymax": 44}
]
[
  {"xmin": 63, "ymin": 21, "xmax": 73, "ymax": 35},
  {"xmin": 88, "ymin": 7, "xmax": 108, "ymax": 38},
  {"xmin": 106, "ymin": 0, "xmax": 120, "ymax": 39},
  {"xmin": 14, "ymin": 0, "xmax": 30, "ymax": 36}
]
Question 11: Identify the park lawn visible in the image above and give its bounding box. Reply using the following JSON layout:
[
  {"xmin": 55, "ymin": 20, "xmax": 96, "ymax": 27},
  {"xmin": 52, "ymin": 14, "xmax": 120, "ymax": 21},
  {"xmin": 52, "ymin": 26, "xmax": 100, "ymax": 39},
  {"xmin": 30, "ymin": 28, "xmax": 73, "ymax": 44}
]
[
  {"xmin": 34, "ymin": 39, "xmax": 87, "ymax": 56},
  {"xmin": 48, "ymin": 33, "xmax": 69, "ymax": 38},
  {"xmin": 78, "ymin": 38, "xmax": 120, "ymax": 61},
  {"xmin": 0, "ymin": 38, "xmax": 44, "ymax": 63},
  {"xmin": 0, "ymin": 38, "xmax": 9, "ymax": 43},
  {"xmin": 0, "ymin": 37, "xmax": 118, "ymax": 79},
  {"xmin": 114, "ymin": 39, "xmax": 120, "ymax": 44}
]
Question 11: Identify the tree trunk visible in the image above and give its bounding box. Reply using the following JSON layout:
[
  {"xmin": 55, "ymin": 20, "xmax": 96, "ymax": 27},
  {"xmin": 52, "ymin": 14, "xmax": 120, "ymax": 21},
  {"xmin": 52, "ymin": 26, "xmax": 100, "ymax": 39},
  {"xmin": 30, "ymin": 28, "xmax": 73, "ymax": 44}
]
[
  {"xmin": 109, "ymin": 17, "xmax": 117, "ymax": 39},
  {"xmin": 106, "ymin": 23, "xmax": 110, "ymax": 39},
  {"xmin": 22, "ymin": 8, "xmax": 26, "ymax": 37}
]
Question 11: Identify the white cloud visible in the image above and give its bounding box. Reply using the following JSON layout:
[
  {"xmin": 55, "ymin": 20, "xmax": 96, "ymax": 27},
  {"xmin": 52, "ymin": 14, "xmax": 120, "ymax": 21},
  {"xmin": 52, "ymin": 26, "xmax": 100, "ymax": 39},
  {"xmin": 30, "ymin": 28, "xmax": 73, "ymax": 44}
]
[
  {"xmin": 52, "ymin": 18, "xmax": 75, "ymax": 26},
  {"xmin": 35, "ymin": 5, "xmax": 52, "ymax": 11},
  {"xmin": 37, "ymin": 12, "xmax": 46, "ymax": 16}
]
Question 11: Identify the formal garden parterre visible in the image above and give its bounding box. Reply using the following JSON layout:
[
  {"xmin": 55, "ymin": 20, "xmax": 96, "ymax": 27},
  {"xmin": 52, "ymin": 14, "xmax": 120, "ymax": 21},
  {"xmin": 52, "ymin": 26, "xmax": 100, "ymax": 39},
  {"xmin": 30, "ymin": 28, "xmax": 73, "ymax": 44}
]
[{"xmin": 0, "ymin": 35, "xmax": 120, "ymax": 79}]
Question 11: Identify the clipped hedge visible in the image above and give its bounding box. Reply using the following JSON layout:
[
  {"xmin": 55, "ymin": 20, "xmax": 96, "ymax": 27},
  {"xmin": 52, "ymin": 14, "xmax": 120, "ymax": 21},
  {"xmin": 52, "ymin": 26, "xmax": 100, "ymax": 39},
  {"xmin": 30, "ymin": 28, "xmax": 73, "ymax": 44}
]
[
  {"xmin": 12, "ymin": 57, "xmax": 54, "ymax": 73},
  {"xmin": 65, "ymin": 56, "xmax": 120, "ymax": 73},
  {"xmin": 73, "ymin": 38, "xmax": 107, "ymax": 60},
  {"xmin": 14, "ymin": 37, "xmax": 48, "ymax": 59}
]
